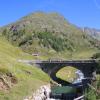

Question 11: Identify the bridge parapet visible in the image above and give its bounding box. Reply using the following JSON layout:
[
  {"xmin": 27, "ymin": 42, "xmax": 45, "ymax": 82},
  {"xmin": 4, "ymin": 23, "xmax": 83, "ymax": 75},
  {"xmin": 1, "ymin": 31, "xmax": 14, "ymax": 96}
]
[{"xmin": 35, "ymin": 59, "xmax": 98, "ymax": 64}]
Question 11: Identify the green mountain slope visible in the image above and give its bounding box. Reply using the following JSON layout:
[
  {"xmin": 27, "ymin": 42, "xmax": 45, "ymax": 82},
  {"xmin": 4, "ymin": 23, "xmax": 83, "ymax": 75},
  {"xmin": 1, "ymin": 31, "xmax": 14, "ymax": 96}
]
[
  {"xmin": 0, "ymin": 35, "xmax": 49, "ymax": 100},
  {"xmin": 0, "ymin": 12, "xmax": 99, "ymax": 59}
]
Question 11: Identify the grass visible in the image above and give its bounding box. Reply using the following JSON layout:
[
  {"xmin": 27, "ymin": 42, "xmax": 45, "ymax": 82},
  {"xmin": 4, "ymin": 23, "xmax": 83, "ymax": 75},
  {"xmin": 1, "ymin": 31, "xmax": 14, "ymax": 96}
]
[
  {"xmin": 0, "ymin": 63, "xmax": 49, "ymax": 100},
  {"xmin": 0, "ymin": 34, "xmax": 98, "ymax": 100},
  {"xmin": 0, "ymin": 36, "xmax": 50, "ymax": 100},
  {"xmin": 56, "ymin": 67, "xmax": 77, "ymax": 83},
  {"xmin": 34, "ymin": 48, "xmax": 98, "ymax": 60},
  {"xmin": 71, "ymin": 48, "xmax": 99, "ymax": 59}
]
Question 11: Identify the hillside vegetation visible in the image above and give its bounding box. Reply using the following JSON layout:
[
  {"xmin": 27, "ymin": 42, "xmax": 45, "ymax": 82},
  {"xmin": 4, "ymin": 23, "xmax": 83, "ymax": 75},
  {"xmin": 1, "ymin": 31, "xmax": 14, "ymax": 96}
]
[
  {"xmin": 0, "ymin": 12, "xmax": 99, "ymax": 59},
  {"xmin": 0, "ymin": 12, "xmax": 99, "ymax": 100},
  {"xmin": 0, "ymin": 35, "xmax": 49, "ymax": 100},
  {"xmin": 85, "ymin": 53, "xmax": 100, "ymax": 100},
  {"xmin": 56, "ymin": 67, "xmax": 77, "ymax": 83}
]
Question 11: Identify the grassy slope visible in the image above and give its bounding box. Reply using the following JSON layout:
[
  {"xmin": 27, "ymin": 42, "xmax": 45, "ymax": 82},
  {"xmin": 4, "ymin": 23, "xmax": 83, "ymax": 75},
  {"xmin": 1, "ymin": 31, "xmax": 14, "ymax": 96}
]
[
  {"xmin": 56, "ymin": 67, "xmax": 77, "ymax": 83},
  {"xmin": 0, "ymin": 36, "xmax": 49, "ymax": 100}
]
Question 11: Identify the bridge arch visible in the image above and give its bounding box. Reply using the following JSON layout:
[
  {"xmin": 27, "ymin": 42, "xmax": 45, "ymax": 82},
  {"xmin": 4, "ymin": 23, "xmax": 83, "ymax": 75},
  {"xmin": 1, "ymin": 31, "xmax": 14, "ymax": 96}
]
[
  {"xmin": 35, "ymin": 60, "xmax": 98, "ymax": 85},
  {"xmin": 48, "ymin": 64, "xmax": 87, "ymax": 86}
]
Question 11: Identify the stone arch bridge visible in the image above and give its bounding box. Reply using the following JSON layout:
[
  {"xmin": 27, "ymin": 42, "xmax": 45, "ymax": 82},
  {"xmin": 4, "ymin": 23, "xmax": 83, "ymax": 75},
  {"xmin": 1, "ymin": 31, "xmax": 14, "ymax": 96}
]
[{"xmin": 20, "ymin": 59, "xmax": 99, "ymax": 85}]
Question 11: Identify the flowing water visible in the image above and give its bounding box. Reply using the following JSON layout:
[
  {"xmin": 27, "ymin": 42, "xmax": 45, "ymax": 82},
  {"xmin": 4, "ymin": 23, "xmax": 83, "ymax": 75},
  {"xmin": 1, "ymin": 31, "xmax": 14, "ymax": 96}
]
[{"xmin": 50, "ymin": 70, "xmax": 85, "ymax": 100}]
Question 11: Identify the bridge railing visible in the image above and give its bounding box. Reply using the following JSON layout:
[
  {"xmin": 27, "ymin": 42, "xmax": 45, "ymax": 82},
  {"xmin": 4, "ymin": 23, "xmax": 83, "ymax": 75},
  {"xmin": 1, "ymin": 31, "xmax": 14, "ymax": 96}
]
[
  {"xmin": 36, "ymin": 59, "xmax": 98, "ymax": 63},
  {"xmin": 18, "ymin": 59, "xmax": 99, "ymax": 64}
]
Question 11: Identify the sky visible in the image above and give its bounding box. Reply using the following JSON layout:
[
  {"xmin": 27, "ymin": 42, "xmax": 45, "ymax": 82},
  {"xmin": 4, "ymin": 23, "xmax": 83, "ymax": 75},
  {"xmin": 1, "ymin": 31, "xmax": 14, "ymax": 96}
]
[{"xmin": 0, "ymin": 0, "xmax": 100, "ymax": 28}]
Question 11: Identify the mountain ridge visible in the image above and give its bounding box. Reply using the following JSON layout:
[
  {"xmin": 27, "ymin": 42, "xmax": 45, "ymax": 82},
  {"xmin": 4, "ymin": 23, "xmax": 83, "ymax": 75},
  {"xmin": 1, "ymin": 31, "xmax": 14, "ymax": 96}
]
[
  {"xmin": 0, "ymin": 12, "xmax": 100, "ymax": 41},
  {"xmin": 0, "ymin": 12, "xmax": 99, "ymax": 59},
  {"xmin": 82, "ymin": 27, "xmax": 100, "ymax": 40}
]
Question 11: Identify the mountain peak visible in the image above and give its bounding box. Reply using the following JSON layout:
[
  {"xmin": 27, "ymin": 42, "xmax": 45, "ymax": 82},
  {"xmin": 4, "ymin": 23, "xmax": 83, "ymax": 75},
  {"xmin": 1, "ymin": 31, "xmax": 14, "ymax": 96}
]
[
  {"xmin": 1, "ymin": 11, "xmax": 99, "ymax": 54},
  {"xmin": 3, "ymin": 12, "xmax": 71, "ymax": 34}
]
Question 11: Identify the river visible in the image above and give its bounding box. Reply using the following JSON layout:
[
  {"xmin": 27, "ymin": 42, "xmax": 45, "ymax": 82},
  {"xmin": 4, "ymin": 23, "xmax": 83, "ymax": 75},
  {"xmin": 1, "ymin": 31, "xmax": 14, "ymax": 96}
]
[{"xmin": 50, "ymin": 70, "xmax": 85, "ymax": 100}]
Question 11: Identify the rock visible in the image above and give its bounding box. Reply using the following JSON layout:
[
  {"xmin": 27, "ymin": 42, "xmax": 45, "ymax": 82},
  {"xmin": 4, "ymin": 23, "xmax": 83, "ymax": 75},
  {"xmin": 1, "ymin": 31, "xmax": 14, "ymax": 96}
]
[{"xmin": 24, "ymin": 84, "xmax": 51, "ymax": 100}]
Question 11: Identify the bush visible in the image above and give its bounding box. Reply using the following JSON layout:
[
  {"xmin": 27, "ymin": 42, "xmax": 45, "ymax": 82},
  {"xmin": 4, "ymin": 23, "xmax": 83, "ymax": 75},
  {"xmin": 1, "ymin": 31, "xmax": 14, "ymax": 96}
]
[{"xmin": 92, "ymin": 53, "xmax": 100, "ymax": 59}]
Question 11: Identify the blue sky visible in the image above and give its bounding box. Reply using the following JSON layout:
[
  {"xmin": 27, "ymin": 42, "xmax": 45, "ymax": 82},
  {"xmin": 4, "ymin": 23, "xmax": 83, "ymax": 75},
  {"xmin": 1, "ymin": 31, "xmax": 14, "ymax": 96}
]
[{"xmin": 0, "ymin": 0, "xmax": 100, "ymax": 28}]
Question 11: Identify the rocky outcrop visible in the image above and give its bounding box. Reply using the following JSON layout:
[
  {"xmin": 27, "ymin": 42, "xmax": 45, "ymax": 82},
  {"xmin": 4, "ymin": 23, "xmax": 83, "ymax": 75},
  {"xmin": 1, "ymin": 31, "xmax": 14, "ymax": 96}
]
[
  {"xmin": 24, "ymin": 84, "xmax": 51, "ymax": 100},
  {"xmin": 0, "ymin": 73, "xmax": 18, "ymax": 91},
  {"xmin": 82, "ymin": 27, "xmax": 100, "ymax": 40}
]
